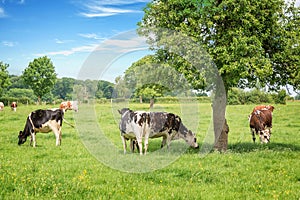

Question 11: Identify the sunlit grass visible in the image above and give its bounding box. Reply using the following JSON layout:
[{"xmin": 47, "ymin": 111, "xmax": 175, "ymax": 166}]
[{"xmin": 0, "ymin": 102, "xmax": 299, "ymax": 199}]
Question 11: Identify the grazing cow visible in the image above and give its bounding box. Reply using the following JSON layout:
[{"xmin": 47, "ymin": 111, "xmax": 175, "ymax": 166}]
[
  {"xmin": 0, "ymin": 102, "xmax": 4, "ymax": 111},
  {"xmin": 18, "ymin": 109, "xmax": 64, "ymax": 147},
  {"xmin": 11, "ymin": 102, "xmax": 17, "ymax": 112},
  {"xmin": 252, "ymin": 105, "xmax": 275, "ymax": 113},
  {"xmin": 118, "ymin": 108, "xmax": 199, "ymax": 155},
  {"xmin": 249, "ymin": 109, "xmax": 273, "ymax": 143},
  {"xmin": 60, "ymin": 101, "xmax": 78, "ymax": 112}
]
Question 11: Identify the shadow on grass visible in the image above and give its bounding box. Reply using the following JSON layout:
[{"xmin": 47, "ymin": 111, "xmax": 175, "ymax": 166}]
[{"xmin": 228, "ymin": 142, "xmax": 300, "ymax": 153}]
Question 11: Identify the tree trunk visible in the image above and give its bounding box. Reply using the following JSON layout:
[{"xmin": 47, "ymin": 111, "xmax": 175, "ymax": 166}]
[
  {"xmin": 212, "ymin": 76, "xmax": 229, "ymax": 152},
  {"xmin": 38, "ymin": 96, "xmax": 41, "ymax": 105},
  {"xmin": 149, "ymin": 98, "xmax": 154, "ymax": 109},
  {"xmin": 139, "ymin": 96, "xmax": 143, "ymax": 104}
]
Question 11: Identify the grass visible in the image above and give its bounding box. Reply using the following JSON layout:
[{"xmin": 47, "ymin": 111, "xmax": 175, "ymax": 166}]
[{"xmin": 0, "ymin": 102, "xmax": 299, "ymax": 199}]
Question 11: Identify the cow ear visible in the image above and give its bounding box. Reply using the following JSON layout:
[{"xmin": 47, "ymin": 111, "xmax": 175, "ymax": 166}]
[{"xmin": 118, "ymin": 110, "xmax": 121, "ymax": 114}]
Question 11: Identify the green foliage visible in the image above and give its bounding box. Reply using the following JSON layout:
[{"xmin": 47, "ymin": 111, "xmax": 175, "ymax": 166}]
[
  {"xmin": 22, "ymin": 56, "xmax": 57, "ymax": 102},
  {"xmin": 138, "ymin": 0, "xmax": 300, "ymax": 91},
  {"xmin": 0, "ymin": 61, "xmax": 11, "ymax": 96},
  {"xmin": 119, "ymin": 55, "xmax": 192, "ymax": 99},
  {"xmin": 227, "ymin": 88, "xmax": 288, "ymax": 105},
  {"xmin": 8, "ymin": 75, "xmax": 29, "ymax": 90},
  {"xmin": 52, "ymin": 77, "xmax": 75, "ymax": 100},
  {"xmin": 5, "ymin": 88, "xmax": 36, "ymax": 100},
  {"xmin": 95, "ymin": 80, "xmax": 114, "ymax": 99},
  {"xmin": 274, "ymin": 89, "xmax": 287, "ymax": 104}
]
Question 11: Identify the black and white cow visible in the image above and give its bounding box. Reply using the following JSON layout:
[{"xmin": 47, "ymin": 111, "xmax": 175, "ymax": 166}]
[
  {"xmin": 118, "ymin": 108, "xmax": 199, "ymax": 155},
  {"xmin": 18, "ymin": 109, "xmax": 64, "ymax": 147}
]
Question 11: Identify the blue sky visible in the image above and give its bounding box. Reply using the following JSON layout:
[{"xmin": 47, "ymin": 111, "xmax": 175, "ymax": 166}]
[{"xmin": 0, "ymin": 0, "xmax": 151, "ymax": 81}]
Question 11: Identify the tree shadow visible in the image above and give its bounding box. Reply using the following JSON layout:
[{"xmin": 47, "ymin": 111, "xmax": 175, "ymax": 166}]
[{"xmin": 228, "ymin": 142, "xmax": 300, "ymax": 153}]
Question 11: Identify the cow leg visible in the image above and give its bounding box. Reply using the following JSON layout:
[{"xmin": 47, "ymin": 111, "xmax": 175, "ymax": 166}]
[
  {"xmin": 129, "ymin": 139, "xmax": 134, "ymax": 152},
  {"xmin": 31, "ymin": 132, "xmax": 36, "ymax": 147},
  {"xmin": 166, "ymin": 137, "xmax": 172, "ymax": 149},
  {"xmin": 161, "ymin": 136, "xmax": 167, "ymax": 148},
  {"xmin": 144, "ymin": 137, "xmax": 149, "ymax": 155},
  {"xmin": 52, "ymin": 127, "xmax": 61, "ymax": 146},
  {"xmin": 251, "ymin": 128, "xmax": 256, "ymax": 143},
  {"xmin": 136, "ymin": 137, "xmax": 143, "ymax": 155},
  {"xmin": 121, "ymin": 136, "xmax": 127, "ymax": 154}
]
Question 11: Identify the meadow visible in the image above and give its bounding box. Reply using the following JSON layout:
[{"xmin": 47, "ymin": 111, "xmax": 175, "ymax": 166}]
[{"xmin": 0, "ymin": 101, "xmax": 299, "ymax": 199}]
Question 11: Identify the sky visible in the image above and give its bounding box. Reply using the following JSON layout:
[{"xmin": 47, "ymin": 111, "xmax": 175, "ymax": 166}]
[
  {"xmin": 0, "ymin": 0, "xmax": 151, "ymax": 82},
  {"xmin": 1, "ymin": 0, "xmax": 299, "ymax": 83}
]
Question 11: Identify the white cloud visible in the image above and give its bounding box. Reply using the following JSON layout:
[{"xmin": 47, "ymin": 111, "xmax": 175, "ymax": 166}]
[
  {"xmin": 78, "ymin": 33, "xmax": 105, "ymax": 40},
  {"xmin": 77, "ymin": 0, "xmax": 147, "ymax": 18},
  {"xmin": 35, "ymin": 44, "xmax": 98, "ymax": 56},
  {"xmin": 80, "ymin": 6, "xmax": 139, "ymax": 18},
  {"xmin": 0, "ymin": 7, "xmax": 6, "ymax": 17},
  {"xmin": 54, "ymin": 38, "xmax": 73, "ymax": 44},
  {"xmin": 2, "ymin": 41, "xmax": 17, "ymax": 47}
]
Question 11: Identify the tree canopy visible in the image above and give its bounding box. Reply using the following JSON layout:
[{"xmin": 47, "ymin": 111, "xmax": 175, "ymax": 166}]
[
  {"xmin": 22, "ymin": 56, "xmax": 57, "ymax": 103},
  {"xmin": 138, "ymin": 0, "xmax": 300, "ymax": 93},
  {"xmin": 0, "ymin": 61, "xmax": 11, "ymax": 97}
]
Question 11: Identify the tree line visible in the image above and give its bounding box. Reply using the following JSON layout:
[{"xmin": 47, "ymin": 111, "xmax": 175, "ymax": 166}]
[{"xmin": 0, "ymin": 58, "xmax": 114, "ymax": 105}]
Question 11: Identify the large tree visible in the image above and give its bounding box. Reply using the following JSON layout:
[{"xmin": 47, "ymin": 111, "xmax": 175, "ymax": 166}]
[
  {"xmin": 0, "ymin": 61, "xmax": 11, "ymax": 97},
  {"xmin": 138, "ymin": 0, "xmax": 300, "ymax": 151},
  {"xmin": 22, "ymin": 56, "xmax": 57, "ymax": 103}
]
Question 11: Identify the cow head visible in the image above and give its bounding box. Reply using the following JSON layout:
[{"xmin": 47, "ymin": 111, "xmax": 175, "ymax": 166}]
[
  {"xmin": 18, "ymin": 131, "xmax": 27, "ymax": 145},
  {"xmin": 259, "ymin": 129, "xmax": 271, "ymax": 143},
  {"xmin": 178, "ymin": 126, "xmax": 199, "ymax": 149},
  {"xmin": 118, "ymin": 108, "xmax": 130, "ymax": 115}
]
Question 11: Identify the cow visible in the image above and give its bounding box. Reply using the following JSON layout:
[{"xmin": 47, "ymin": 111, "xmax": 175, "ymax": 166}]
[
  {"xmin": 118, "ymin": 108, "xmax": 199, "ymax": 155},
  {"xmin": 59, "ymin": 101, "xmax": 78, "ymax": 112},
  {"xmin": 18, "ymin": 109, "xmax": 64, "ymax": 147},
  {"xmin": 11, "ymin": 102, "xmax": 17, "ymax": 112},
  {"xmin": 0, "ymin": 102, "xmax": 4, "ymax": 111},
  {"xmin": 252, "ymin": 105, "xmax": 275, "ymax": 113},
  {"xmin": 249, "ymin": 109, "xmax": 273, "ymax": 143}
]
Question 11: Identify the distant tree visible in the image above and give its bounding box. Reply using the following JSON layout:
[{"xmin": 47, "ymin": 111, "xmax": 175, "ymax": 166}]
[
  {"xmin": 6, "ymin": 88, "xmax": 35, "ymax": 100},
  {"xmin": 52, "ymin": 77, "xmax": 76, "ymax": 100},
  {"xmin": 274, "ymin": 89, "xmax": 287, "ymax": 104},
  {"xmin": 95, "ymin": 80, "xmax": 114, "ymax": 99},
  {"xmin": 121, "ymin": 55, "xmax": 191, "ymax": 105},
  {"xmin": 0, "ymin": 61, "xmax": 11, "ymax": 97},
  {"xmin": 113, "ymin": 76, "xmax": 132, "ymax": 99},
  {"xmin": 22, "ymin": 56, "xmax": 57, "ymax": 103},
  {"xmin": 8, "ymin": 75, "xmax": 28, "ymax": 89}
]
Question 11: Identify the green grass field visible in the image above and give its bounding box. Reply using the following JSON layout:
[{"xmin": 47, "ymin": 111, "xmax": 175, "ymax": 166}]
[{"xmin": 0, "ymin": 102, "xmax": 299, "ymax": 199}]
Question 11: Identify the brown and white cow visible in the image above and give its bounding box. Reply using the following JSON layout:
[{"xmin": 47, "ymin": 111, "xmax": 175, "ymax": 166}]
[
  {"xmin": 0, "ymin": 102, "xmax": 4, "ymax": 111},
  {"xmin": 118, "ymin": 108, "xmax": 199, "ymax": 155},
  {"xmin": 59, "ymin": 101, "xmax": 78, "ymax": 112},
  {"xmin": 18, "ymin": 109, "xmax": 64, "ymax": 147},
  {"xmin": 11, "ymin": 102, "xmax": 17, "ymax": 112},
  {"xmin": 252, "ymin": 105, "xmax": 275, "ymax": 113},
  {"xmin": 249, "ymin": 109, "xmax": 273, "ymax": 143}
]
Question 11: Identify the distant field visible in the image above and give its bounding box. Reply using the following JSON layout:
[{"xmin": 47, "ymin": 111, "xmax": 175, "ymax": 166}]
[{"xmin": 0, "ymin": 102, "xmax": 299, "ymax": 199}]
